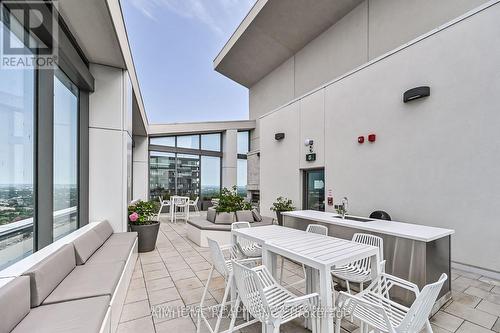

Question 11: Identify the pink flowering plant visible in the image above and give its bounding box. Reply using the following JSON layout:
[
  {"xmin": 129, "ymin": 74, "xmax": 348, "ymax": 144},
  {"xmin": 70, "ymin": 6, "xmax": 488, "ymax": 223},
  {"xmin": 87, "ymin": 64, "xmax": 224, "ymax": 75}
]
[{"xmin": 128, "ymin": 200, "xmax": 159, "ymax": 225}]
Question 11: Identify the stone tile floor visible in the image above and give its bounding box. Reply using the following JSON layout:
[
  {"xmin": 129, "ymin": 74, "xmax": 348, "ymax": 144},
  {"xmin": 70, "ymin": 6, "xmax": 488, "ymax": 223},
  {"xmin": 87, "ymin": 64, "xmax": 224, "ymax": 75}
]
[{"xmin": 118, "ymin": 219, "xmax": 500, "ymax": 333}]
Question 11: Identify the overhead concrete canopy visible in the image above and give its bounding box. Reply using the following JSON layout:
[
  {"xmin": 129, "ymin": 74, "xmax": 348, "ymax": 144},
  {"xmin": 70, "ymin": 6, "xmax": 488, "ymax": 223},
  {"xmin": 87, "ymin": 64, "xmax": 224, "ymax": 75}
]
[
  {"xmin": 57, "ymin": 0, "xmax": 125, "ymax": 68},
  {"xmin": 214, "ymin": 0, "xmax": 364, "ymax": 88},
  {"xmin": 58, "ymin": 0, "xmax": 149, "ymax": 136},
  {"xmin": 149, "ymin": 120, "xmax": 256, "ymax": 136}
]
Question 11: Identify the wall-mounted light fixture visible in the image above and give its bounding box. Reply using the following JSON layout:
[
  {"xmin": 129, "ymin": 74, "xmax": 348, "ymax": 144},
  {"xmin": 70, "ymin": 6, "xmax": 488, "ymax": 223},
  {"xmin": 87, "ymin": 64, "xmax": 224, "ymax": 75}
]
[
  {"xmin": 275, "ymin": 133, "xmax": 285, "ymax": 141},
  {"xmin": 403, "ymin": 86, "xmax": 430, "ymax": 103}
]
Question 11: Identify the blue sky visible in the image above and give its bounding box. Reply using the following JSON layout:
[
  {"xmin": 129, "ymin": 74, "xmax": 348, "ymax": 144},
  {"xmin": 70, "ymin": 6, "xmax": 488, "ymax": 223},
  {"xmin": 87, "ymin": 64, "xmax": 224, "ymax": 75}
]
[{"xmin": 121, "ymin": 0, "xmax": 255, "ymax": 124}]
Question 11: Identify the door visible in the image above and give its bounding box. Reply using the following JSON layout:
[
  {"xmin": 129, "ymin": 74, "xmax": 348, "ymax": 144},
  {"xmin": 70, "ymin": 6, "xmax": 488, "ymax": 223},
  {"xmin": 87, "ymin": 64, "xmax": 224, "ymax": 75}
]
[{"xmin": 303, "ymin": 169, "xmax": 325, "ymax": 211}]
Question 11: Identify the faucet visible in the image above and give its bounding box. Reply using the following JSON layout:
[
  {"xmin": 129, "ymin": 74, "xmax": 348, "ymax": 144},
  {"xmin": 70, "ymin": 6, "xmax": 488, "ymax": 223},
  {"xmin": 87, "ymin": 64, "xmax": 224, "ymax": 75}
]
[{"xmin": 340, "ymin": 197, "xmax": 349, "ymax": 219}]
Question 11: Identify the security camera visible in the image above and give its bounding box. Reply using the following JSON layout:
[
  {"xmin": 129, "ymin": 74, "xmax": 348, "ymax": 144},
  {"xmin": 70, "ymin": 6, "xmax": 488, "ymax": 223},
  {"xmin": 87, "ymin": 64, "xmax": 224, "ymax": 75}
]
[{"xmin": 304, "ymin": 139, "xmax": 314, "ymax": 146}]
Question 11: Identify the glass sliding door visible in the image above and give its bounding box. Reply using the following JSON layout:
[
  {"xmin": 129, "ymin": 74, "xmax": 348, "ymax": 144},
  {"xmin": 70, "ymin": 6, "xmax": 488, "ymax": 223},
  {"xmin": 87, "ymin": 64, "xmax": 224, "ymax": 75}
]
[
  {"xmin": 149, "ymin": 152, "xmax": 176, "ymax": 200},
  {"xmin": 0, "ymin": 12, "xmax": 36, "ymax": 269},
  {"xmin": 53, "ymin": 69, "xmax": 79, "ymax": 241},
  {"xmin": 303, "ymin": 169, "xmax": 325, "ymax": 212},
  {"xmin": 176, "ymin": 154, "xmax": 200, "ymax": 199}
]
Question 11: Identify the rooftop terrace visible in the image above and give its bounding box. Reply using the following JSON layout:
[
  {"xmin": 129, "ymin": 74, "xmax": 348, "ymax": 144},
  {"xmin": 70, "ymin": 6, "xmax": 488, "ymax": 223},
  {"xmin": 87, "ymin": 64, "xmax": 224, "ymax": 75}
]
[{"xmin": 117, "ymin": 217, "xmax": 500, "ymax": 333}]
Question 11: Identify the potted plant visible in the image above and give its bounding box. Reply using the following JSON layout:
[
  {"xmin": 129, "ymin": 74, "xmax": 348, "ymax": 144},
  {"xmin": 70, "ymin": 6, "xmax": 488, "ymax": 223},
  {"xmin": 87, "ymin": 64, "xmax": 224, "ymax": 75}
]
[
  {"xmin": 212, "ymin": 186, "xmax": 252, "ymax": 223},
  {"xmin": 128, "ymin": 200, "xmax": 160, "ymax": 252},
  {"xmin": 270, "ymin": 197, "xmax": 295, "ymax": 226}
]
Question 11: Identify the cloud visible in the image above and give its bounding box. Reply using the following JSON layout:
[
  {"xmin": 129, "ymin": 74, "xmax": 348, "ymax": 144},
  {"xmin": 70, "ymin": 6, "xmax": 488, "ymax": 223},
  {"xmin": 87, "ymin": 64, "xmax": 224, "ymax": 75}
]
[{"xmin": 126, "ymin": 0, "xmax": 254, "ymax": 35}]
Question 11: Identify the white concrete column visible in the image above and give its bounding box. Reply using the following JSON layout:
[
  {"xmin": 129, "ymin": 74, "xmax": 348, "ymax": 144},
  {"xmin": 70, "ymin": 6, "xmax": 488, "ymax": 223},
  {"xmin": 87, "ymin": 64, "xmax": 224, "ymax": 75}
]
[
  {"xmin": 133, "ymin": 135, "xmax": 149, "ymax": 201},
  {"xmin": 222, "ymin": 129, "xmax": 238, "ymax": 189},
  {"xmin": 88, "ymin": 64, "xmax": 133, "ymax": 232}
]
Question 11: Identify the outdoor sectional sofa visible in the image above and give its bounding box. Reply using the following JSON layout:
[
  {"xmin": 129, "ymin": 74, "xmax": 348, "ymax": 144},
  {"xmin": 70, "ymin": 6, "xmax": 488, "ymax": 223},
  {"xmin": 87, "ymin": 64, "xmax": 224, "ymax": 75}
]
[
  {"xmin": 0, "ymin": 220, "xmax": 138, "ymax": 333},
  {"xmin": 187, "ymin": 208, "xmax": 274, "ymax": 246}
]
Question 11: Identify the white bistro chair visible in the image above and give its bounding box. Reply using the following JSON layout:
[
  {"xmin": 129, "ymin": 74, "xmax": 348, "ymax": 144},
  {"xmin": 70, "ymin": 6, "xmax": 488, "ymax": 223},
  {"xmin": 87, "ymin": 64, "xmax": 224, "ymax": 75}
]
[
  {"xmin": 229, "ymin": 260, "xmax": 319, "ymax": 333},
  {"xmin": 231, "ymin": 222, "xmax": 262, "ymax": 258},
  {"xmin": 197, "ymin": 238, "xmax": 260, "ymax": 333},
  {"xmin": 189, "ymin": 196, "xmax": 200, "ymax": 216},
  {"xmin": 336, "ymin": 273, "xmax": 448, "ymax": 333},
  {"xmin": 157, "ymin": 196, "xmax": 171, "ymax": 221},
  {"xmin": 279, "ymin": 224, "xmax": 328, "ymax": 286},
  {"xmin": 171, "ymin": 196, "xmax": 189, "ymax": 223},
  {"xmin": 331, "ymin": 233, "xmax": 385, "ymax": 294}
]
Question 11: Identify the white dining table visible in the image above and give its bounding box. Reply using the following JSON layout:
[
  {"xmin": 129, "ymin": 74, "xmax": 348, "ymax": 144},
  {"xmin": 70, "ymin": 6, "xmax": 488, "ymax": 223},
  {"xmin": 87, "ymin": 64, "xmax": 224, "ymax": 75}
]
[{"xmin": 231, "ymin": 225, "xmax": 380, "ymax": 333}]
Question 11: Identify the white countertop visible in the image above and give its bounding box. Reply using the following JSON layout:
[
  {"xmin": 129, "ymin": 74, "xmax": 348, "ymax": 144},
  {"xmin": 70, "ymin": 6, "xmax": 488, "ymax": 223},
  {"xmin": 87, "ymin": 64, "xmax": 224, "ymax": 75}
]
[{"xmin": 282, "ymin": 210, "xmax": 454, "ymax": 242}]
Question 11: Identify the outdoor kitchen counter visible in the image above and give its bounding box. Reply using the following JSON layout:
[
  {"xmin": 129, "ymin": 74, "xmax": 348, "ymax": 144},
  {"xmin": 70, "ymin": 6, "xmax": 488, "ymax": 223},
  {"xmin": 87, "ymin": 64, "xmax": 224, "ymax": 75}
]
[
  {"xmin": 282, "ymin": 210, "xmax": 455, "ymax": 312},
  {"xmin": 282, "ymin": 210, "xmax": 454, "ymax": 242}
]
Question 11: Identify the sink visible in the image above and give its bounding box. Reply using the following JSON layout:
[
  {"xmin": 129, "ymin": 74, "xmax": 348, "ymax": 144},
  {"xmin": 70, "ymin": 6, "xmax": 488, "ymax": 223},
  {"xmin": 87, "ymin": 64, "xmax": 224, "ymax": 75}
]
[{"xmin": 334, "ymin": 215, "xmax": 374, "ymax": 223}]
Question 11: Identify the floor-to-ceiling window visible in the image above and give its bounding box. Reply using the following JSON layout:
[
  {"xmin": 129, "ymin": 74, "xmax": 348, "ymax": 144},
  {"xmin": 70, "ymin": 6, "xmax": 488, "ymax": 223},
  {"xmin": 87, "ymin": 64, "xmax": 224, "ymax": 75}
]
[
  {"xmin": 149, "ymin": 152, "xmax": 176, "ymax": 200},
  {"xmin": 0, "ymin": 2, "xmax": 90, "ymax": 269},
  {"xmin": 53, "ymin": 70, "xmax": 79, "ymax": 241},
  {"xmin": 149, "ymin": 134, "xmax": 222, "ymax": 209},
  {"xmin": 201, "ymin": 156, "xmax": 221, "ymax": 201},
  {"xmin": 176, "ymin": 154, "xmax": 200, "ymax": 198},
  {"xmin": 0, "ymin": 15, "xmax": 36, "ymax": 269},
  {"xmin": 237, "ymin": 131, "xmax": 249, "ymax": 197}
]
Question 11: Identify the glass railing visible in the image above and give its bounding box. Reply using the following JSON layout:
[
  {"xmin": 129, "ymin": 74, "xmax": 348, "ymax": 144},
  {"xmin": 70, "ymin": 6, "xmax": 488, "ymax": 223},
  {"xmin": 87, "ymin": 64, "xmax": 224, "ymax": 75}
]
[{"xmin": 0, "ymin": 207, "xmax": 77, "ymax": 270}]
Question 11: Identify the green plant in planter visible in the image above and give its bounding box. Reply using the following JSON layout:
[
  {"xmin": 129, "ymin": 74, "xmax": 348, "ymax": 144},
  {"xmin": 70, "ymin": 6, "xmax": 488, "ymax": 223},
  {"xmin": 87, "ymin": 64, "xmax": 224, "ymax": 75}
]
[
  {"xmin": 128, "ymin": 200, "xmax": 159, "ymax": 225},
  {"xmin": 270, "ymin": 197, "xmax": 295, "ymax": 226},
  {"xmin": 216, "ymin": 186, "xmax": 252, "ymax": 213},
  {"xmin": 270, "ymin": 197, "xmax": 295, "ymax": 213}
]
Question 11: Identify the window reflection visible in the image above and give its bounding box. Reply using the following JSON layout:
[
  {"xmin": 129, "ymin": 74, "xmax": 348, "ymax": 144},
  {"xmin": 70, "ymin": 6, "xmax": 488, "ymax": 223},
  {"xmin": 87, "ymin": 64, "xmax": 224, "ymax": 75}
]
[
  {"xmin": 176, "ymin": 154, "xmax": 200, "ymax": 199},
  {"xmin": 237, "ymin": 131, "xmax": 249, "ymax": 155},
  {"xmin": 150, "ymin": 136, "xmax": 175, "ymax": 147},
  {"xmin": 201, "ymin": 156, "xmax": 221, "ymax": 200},
  {"xmin": 237, "ymin": 159, "xmax": 247, "ymax": 197},
  {"xmin": 177, "ymin": 135, "xmax": 199, "ymax": 149},
  {"xmin": 53, "ymin": 69, "xmax": 79, "ymax": 241},
  {"xmin": 201, "ymin": 133, "xmax": 221, "ymax": 151},
  {"xmin": 0, "ymin": 11, "xmax": 36, "ymax": 269},
  {"xmin": 149, "ymin": 152, "xmax": 176, "ymax": 200}
]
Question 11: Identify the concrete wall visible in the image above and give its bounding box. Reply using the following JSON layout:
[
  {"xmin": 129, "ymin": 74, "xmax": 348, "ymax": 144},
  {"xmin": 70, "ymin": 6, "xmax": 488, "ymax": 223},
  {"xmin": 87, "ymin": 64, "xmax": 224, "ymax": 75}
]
[
  {"xmin": 259, "ymin": 2, "xmax": 500, "ymax": 272},
  {"xmin": 88, "ymin": 64, "xmax": 133, "ymax": 232},
  {"xmin": 132, "ymin": 135, "xmax": 149, "ymax": 201},
  {"xmin": 249, "ymin": 0, "xmax": 488, "ymax": 121},
  {"xmin": 222, "ymin": 129, "xmax": 238, "ymax": 189}
]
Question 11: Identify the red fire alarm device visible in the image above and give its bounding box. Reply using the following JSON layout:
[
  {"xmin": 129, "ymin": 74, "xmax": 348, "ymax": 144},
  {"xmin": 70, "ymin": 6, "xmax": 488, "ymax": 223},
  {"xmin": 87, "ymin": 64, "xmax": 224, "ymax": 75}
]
[
  {"xmin": 358, "ymin": 136, "xmax": 365, "ymax": 144},
  {"xmin": 327, "ymin": 197, "xmax": 334, "ymax": 206},
  {"xmin": 368, "ymin": 134, "xmax": 376, "ymax": 142}
]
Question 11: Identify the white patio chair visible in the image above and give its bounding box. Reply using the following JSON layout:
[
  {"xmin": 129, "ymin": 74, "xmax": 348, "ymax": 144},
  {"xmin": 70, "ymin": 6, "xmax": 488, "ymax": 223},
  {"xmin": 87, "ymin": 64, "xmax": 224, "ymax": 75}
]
[
  {"xmin": 331, "ymin": 233, "xmax": 385, "ymax": 294},
  {"xmin": 228, "ymin": 260, "xmax": 319, "ymax": 333},
  {"xmin": 157, "ymin": 196, "xmax": 171, "ymax": 221},
  {"xmin": 279, "ymin": 224, "xmax": 328, "ymax": 286},
  {"xmin": 172, "ymin": 196, "xmax": 189, "ymax": 223},
  {"xmin": 335, "ymin": 273, "xmax": 448, "ymax": 333},
  {"xmin": 197, "ymin": 238, "xmax": 259, "ymax": 333},
  {"xmin": 231, "ymin": 222, "xmax": 262, "ymax": 258},
  {"xmin": 189, "ymin": 196, "xmax": 200, "ymax": 216}
]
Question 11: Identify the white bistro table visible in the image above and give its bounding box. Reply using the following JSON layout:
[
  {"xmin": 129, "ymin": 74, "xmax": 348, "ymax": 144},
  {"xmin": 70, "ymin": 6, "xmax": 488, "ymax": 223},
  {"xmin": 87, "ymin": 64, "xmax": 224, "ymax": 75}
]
[
  {"xmin": 170, "ymin": 196, "xmax": 190, "ymax": 223},
  {"xmin": 231, "ymin": 225, "xmax": 380, "ymax": 333}
]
